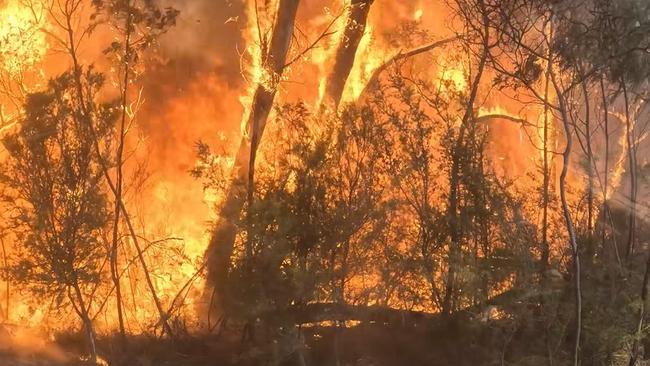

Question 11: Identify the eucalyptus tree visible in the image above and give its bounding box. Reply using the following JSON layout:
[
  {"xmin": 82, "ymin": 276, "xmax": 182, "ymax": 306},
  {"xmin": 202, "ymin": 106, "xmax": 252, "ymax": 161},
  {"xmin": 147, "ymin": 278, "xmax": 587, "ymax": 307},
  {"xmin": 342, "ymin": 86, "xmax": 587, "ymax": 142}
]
[{"xmin": 205, "ymin": 0, "xmax": 300, "ymax": 318}]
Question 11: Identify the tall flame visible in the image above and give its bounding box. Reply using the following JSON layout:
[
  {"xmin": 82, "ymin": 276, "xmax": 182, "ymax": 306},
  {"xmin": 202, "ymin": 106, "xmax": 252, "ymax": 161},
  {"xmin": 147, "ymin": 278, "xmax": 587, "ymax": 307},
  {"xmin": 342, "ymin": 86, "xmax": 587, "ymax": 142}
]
[
  {"xmin": 0, "ymin": 0, "xmax": 635, "ymax": 348},
  {"xmin": 342, "ymin": 24, "xmax": 389, "ymax": 103}
]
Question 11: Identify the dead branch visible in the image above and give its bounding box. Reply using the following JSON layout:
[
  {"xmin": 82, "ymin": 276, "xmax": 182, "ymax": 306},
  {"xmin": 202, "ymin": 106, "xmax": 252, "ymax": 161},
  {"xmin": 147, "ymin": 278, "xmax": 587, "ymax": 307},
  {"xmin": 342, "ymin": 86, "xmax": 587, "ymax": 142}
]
[{"xmin": 357, "ymin": 36, "xmax": 461, "ymax": 104}]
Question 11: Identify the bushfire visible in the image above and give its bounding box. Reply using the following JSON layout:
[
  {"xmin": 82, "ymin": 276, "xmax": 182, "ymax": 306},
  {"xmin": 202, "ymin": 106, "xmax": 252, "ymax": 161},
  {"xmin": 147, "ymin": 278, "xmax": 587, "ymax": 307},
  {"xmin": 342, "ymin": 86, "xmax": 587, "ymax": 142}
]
[{"xmin": 0, "ymin": 0, "xmax": 648, "ymax": 365}]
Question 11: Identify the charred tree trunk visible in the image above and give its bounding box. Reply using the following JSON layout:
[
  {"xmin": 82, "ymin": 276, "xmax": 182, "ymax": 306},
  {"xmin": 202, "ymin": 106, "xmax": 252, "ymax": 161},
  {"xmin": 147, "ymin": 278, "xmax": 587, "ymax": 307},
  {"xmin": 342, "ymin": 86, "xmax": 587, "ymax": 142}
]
[
  {"xmin": 581, "ymin": 78, "xmax": 594, "ymax": 235},
  {"xmin": 622, "ymin": 80, "xmax": 638, "ymax": 261},
  {"xmin": 541, "ymin": 44, "xmax": 552, "ymax": 272},
  {"xmin": 323, "ymin": 0, "xmax": 374, "ymax": 108},
  {"xmin": 205, "ymin": 0, "xmax": 300, "ymax": 316},
  {"xmin": 600, "ymin": 78, "xmax": 610, "ymax": 247}
]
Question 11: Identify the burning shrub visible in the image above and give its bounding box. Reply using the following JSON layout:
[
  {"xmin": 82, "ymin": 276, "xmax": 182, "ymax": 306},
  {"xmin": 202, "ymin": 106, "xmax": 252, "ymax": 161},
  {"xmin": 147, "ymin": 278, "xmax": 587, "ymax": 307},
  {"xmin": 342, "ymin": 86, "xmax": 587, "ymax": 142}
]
[{"xmin": 0, "ymin": 68, "xmax": 117, "ymax": 363}]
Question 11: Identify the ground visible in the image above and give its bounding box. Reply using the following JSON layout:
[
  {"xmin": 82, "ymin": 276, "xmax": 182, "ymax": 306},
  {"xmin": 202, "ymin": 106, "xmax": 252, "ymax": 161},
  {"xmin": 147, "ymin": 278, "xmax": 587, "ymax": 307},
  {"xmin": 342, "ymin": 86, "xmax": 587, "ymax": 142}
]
[{"xmin": 0, "ymin": 316, "xmax": 527, "ymax": 366}]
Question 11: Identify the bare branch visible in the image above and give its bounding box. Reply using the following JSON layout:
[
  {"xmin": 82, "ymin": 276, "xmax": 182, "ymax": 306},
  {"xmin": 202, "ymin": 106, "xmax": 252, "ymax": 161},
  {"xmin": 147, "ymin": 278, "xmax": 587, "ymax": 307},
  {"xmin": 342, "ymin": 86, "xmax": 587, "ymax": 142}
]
[{"xmin": 357, "ymin": 36, "xmax": 461, "ymax": 103}]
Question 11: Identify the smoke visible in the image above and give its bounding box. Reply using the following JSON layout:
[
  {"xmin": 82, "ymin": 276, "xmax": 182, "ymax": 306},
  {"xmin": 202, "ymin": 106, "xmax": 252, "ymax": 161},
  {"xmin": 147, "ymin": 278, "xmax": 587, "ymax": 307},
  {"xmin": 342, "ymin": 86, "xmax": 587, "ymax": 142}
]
[
  {"xmin": 136, "ymin": 0, "xmax": 249, "ymax": 171},
  {"xmin": 152, "ymin": 0, "xmax": 246, "ymax": 85},
  {"xmin": 0, "ymin": 325, "xmax": 69, "ymax": 364},
  {"xmin": 120, "ymin": 0, "xmax": 250, "ymax": 269}
]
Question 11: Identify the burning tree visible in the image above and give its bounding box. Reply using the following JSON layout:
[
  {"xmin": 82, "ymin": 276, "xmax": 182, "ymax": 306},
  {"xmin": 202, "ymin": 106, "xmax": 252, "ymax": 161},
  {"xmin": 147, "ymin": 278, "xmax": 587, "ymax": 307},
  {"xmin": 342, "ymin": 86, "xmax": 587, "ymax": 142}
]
[{"xmin": 0, "ymin": 69, "xmax": 117, "ymax": 363}]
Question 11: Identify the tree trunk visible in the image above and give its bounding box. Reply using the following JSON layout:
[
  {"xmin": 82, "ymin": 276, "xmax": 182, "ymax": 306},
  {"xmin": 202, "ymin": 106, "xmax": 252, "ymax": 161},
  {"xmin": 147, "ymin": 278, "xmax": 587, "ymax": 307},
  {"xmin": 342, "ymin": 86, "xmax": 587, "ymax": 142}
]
[
  {"xmin": 600, "ymin": 78, "xmax": 609, "ymax": 247},
  {"xmin": 205, "ymin": 0, "xmax": 300, "ymax": 316},
  {"xmin": 622, "ymin": 80, "xmax": 637, "ymax": 261},
  {"xmin": 109, "ymin": 1, "xmax": 134, "ymax": 345},
  {"xmin": 541, "ymin": 42, "xmax": 552, "ymax": 272},
  {"xmin": 443, "ymin": 149, "xmax": 462, "ymax": 316},
  {"xmin": 551, "ymin": 66, "xmax": 582, "ymax": 366},
  {"xmin": 442, "ymin": 3, "xmax": 489, "ymax": 316},
  {"xmin": 323, "ymin": 0, "xmax": 374, "ymax": 108},
  {"xmin": 581, "ymin": 78, "xmax": 594, "ymax": 235},
  {"xmin": 71, "ymin": 283, "xmax": 98, "ymax": 364}
]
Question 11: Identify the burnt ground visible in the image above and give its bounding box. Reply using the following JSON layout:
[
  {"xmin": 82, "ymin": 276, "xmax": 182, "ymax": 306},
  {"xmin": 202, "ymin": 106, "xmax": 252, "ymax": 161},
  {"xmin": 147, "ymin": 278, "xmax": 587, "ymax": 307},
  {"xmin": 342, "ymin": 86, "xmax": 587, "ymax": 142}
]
[{"xmin": 0, "ymin": 316, "xmax": 557, "ymax": 366}]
